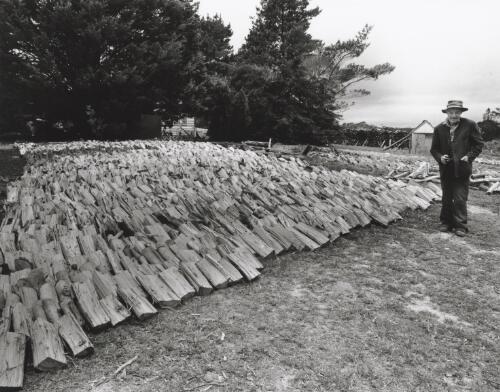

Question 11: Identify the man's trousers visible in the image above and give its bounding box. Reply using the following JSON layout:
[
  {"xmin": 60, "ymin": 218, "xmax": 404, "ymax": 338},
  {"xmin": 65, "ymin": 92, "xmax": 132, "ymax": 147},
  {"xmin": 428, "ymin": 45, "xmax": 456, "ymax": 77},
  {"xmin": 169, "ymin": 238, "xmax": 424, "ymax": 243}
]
[{"xmin": 439, "ymin": 174, "xmax": 470, "ymax": 230}]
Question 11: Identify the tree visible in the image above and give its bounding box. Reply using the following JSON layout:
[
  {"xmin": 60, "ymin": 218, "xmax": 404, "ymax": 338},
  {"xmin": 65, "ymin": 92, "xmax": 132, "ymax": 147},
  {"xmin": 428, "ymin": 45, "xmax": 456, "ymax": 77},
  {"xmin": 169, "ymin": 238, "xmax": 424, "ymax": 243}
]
[
  {"xmin": 202, "ymin": 74, "xmax": 233, "ymax": 141},
  {"xmin": 229, "ymin": 0, "xmax": 337, "ymax": 143},
  {"xmin": 0, "ymin": 0, "xmax": 209, "ymax": 139},
  {"xmin": 478, "ymin": 120, "xmax": 500, "ymax": 141},
  {"xmin": 0, "ymin": 78, "xmax": 29, "ymax": 138},
  {"xmin": 198, "ymin": 14, "xmax": 233, "ymax": 64},
  {"xmin": 303, "ymin": 25, "xmax": 395, "ymax": 110},
  {"xmin": 183, "ymin": 13, "xmax": 234, "ymax": 121},
  {"xmin": 239, "ymin": 0, "xmax": 320, "ymax": 70},
  {"xmin": 229, "ymin": 89, "xmax": 251, "ymax": 139}
]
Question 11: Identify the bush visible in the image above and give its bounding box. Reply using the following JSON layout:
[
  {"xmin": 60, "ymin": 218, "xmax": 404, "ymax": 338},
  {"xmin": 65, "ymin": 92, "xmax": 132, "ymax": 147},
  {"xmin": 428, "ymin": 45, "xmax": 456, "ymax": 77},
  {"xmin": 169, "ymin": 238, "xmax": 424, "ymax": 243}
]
[{"xmin": 478, "ymin": 120, "xmax": 500, "ymax": 141}]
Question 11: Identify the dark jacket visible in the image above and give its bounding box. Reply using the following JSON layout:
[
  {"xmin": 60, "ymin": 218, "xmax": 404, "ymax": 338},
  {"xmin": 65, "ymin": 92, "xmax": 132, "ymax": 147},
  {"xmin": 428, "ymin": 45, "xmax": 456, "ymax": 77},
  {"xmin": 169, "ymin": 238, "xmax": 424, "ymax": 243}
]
[{"xmin": 430, "ymin": 117, "xmax": 484, "ymax": 178}]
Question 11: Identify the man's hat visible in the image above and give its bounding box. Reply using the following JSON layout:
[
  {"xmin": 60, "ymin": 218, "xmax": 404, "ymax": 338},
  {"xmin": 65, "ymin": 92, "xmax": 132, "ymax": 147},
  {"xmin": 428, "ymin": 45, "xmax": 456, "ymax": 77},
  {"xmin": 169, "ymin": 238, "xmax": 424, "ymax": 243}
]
[{"xmin": 442, "ymin": 100, "xmax": 468, "ymax": 113}]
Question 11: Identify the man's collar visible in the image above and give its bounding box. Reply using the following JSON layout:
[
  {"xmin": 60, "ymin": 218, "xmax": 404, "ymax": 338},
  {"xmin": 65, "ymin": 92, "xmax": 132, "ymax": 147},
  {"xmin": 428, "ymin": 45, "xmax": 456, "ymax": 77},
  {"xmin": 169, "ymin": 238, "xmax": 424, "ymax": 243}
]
[{"xmin": 442, "ymin": 118, "xmax": 461, "ymax": 128}]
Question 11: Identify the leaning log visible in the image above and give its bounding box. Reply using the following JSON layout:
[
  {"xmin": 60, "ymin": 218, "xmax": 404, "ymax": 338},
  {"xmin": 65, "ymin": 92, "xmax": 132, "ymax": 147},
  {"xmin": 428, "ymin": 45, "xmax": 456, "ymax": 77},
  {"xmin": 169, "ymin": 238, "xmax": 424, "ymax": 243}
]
[
  {"xmin": 57, "ymin": 313, "xmax": 94, "ymax": 358},
  {"xmin": 0, "ymin": 332, "xmax": 26, "ymax": 391},
  {"xmin": 72, "ymin": 281, "xmax": 110, "ymax": 330},
  {"xmin": 158, "ymin": 267, "xmax": 196, "ymax": 301},
  {"xmin": 31, "ymin": 318, "xmax": 67, "ymax": 371}
]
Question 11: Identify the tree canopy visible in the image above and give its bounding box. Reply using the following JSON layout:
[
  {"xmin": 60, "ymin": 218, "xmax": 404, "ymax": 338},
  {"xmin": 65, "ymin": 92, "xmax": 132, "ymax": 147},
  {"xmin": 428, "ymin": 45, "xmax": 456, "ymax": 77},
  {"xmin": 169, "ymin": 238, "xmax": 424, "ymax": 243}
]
[
  {"xmin": 206, "ymin": 0, "xmax": 394, "ymax": 144},
  {"xmin": 207, "ymin": 0, "xmax": 338, "ymax": 143},
  {"xmin": 303, "ymin": 25, "xmax": 395, "ymax": 110},
  {"xmin": 0, "ymin": 0, "xmax": 394, "ymax": 143},
  {"xmin": 0, "ymin": 0, "xmax": 226, "ymax": 139},
  {"xmin": 238, "ymin": 0, "xmax": 320, "ymax": 69},
  {"xmin": 478, "ymin": 120, "xmax": 500, "ymax": 141}
]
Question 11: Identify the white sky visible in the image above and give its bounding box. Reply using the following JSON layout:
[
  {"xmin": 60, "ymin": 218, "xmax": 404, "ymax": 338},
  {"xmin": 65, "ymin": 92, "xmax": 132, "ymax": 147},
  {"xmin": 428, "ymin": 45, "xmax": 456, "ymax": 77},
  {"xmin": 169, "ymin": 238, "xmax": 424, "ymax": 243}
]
[{"xmin": 198, "ymin": 0, "xmax": 500, "ymax": 128}]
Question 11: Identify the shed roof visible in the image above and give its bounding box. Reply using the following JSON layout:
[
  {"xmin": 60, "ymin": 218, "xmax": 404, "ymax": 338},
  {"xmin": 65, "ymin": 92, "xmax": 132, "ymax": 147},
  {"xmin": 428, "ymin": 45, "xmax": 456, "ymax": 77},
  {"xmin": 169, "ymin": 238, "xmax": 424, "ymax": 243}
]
[{"xmin": 412, "ymin": 120, "xmax": 434, "ymax": 134}]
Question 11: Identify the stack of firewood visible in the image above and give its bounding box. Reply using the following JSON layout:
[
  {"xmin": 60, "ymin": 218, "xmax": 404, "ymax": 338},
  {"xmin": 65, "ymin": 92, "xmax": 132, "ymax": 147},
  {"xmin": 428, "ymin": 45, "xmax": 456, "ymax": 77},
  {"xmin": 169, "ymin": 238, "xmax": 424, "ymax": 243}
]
[
  {"xmin": 308, "ymin": 148, "xmax": 500, "ymax": 194},
  {"xmin": 1, "ymin": 141, "xmax": 441, "ymax": 389},
  {"xmin": 304, "ymin": 148, "xmax": 432, "ymax": 176}
]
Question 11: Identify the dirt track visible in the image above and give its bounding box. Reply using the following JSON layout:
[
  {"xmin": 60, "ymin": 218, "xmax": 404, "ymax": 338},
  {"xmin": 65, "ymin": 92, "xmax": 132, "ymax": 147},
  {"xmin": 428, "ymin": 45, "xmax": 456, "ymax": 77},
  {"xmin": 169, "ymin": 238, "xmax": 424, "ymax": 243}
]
[{"xmin": 1, "ymin": 144, "xmax": 500, "ymax": 391}]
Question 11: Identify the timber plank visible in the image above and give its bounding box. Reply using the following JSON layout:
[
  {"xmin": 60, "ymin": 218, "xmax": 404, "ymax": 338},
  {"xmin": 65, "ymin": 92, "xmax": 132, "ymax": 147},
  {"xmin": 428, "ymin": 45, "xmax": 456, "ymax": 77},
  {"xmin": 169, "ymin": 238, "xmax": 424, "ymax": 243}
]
[
  {"xmin": 136, "ymin": 273, "xmax": 180, "ymax": 308},
  {"xmin": 158, "ymin": 268, "xmax": 196, "ymax": 301},
  {"xmin": 72, "ymin": 281, "xmax": 110, "ymax": 330},
  {"xmin": 116, "ymin": 287, "xmax": 157, "ymax": 320},
  {"xmin": 223, "ymin": 251, "xmax": 260, "ymax": 281},
  {"xmin": 0, "ymin": 332, "xmax": 26, "ymax": 391},
  {"xmin": 99, "ymin": 295, "xmax": 131, "ymax": 326},
  {"xmin": 294, "ymin": 222, "xmax": 330, "ymax": 246},
  {"xmin": 267, "ymin": 225, "xmax": 305, "ymax": 251},
  {"xmin": 179, "ymin": 262, "xmax": 213, "ymax": 296},
  {"xmin": 57, "ymin": 313, "xmax": 94, "ymax": 357},
  {"xmin": 196, "ymin": 258, "xmax": 229, "ymax": 289},
  {"xmin": 252, "ymin": 225, "xmax": 285, "ymax": 255},
  {"xmin": 288, "ymin": 228, "xmax": 321, "ymax": 251},
  {"xmin": 11, "ymin": 303, "xmax": 32, "ymax": 340},
  {"xmin": 217, "ymin": 257, "xmax": 244, "ymax": 285},
  {"xmin": 31, "ymin": 318, "xmax": 67, "ymax": 371}
]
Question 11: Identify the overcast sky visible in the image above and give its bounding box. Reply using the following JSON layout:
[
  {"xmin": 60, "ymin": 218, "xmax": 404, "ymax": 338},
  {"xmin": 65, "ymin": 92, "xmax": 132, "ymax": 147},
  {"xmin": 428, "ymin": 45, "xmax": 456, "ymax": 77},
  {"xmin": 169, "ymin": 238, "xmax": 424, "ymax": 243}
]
[{"xmin": 198, "ymin": 0, "xmax": 500, "ymax": 128}]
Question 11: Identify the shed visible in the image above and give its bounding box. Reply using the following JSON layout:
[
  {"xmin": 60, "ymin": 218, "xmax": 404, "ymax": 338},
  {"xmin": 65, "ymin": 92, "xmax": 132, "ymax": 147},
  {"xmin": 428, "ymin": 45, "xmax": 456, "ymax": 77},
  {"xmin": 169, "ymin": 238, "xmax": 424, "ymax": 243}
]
[
  {"xmin": 163, "ymin": 117, "xmax": 208, "ymax": 139},
  {"xmin": 410, "ymin": 120, "xmax": 434, "ymax": 155}
]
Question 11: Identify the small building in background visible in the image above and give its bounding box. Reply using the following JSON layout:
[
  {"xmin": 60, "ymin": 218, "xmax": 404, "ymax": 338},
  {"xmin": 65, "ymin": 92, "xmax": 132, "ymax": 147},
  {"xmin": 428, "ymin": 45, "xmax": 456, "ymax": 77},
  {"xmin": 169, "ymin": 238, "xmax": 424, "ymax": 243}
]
[
  {"xmin": 163, "ymin": 117, "xmax": 208, "ymax": 139},
  {"xmin": 483, "ymin": 108, "xmax": 500, "ymax": 124},
  {"xmin": 410, "ymin": 120, "xmax": 434, "ymax": 155}
]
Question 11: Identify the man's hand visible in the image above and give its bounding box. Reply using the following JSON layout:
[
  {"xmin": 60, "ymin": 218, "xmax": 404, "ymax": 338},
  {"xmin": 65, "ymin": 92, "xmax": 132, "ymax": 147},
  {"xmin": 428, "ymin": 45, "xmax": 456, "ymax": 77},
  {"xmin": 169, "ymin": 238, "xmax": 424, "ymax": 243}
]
[
  {"xmin": 441, "ymin": 154, "xmax": 450, "ymax": 164},
  {"xmin": 460, "ymin": 155, "xmax": 469, "ymax": 162}
]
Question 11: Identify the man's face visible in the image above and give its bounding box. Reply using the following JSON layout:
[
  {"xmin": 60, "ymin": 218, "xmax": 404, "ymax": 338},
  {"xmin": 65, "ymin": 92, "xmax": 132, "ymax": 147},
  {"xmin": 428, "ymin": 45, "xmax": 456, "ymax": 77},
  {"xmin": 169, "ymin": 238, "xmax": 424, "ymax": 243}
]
[{"xmin": 446, "ymin": 109, "xmax": 462, "ymax": 125}]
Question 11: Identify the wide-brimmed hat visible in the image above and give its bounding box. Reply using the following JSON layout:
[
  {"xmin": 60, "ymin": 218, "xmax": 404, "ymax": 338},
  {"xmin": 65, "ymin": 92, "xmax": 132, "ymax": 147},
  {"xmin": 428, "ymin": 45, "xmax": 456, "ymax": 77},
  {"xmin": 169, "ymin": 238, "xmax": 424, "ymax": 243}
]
[{"xmin": 442, "ymin": 100, "xmax": 468, "ymax": 113}]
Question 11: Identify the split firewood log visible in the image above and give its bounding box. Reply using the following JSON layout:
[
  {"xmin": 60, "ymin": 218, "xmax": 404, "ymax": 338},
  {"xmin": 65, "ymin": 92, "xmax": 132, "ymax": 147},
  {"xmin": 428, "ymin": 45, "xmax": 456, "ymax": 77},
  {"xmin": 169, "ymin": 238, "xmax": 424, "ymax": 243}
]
[
  {"xmin": 57, "ymin": 312, "xmax": 94, "ymax": 357},
  {"xmin": 0, "ymin": 332, "xmax": 26, "ymax": 390},
  {"xmin": 72, "ymin": 281, "xmax": 110, "ymax": 330},
  {"xmin": 31, "ymin": 318, "xmax": 67, "ymax": 371},
  {"xmin": 114, "ymin": 271, "xmax": 157, "ymax": 320},
  {"xmin": 3, "ymin": 138, "xmax": 460, "ymax": 384}
]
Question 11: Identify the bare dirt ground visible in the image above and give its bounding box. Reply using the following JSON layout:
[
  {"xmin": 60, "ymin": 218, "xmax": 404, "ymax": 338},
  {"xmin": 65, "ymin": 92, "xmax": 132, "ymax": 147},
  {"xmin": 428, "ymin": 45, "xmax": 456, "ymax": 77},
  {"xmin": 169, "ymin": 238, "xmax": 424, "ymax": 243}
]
[{"xmin": 1, "ymin": 144, "xmax": 500, "ymax": 392}]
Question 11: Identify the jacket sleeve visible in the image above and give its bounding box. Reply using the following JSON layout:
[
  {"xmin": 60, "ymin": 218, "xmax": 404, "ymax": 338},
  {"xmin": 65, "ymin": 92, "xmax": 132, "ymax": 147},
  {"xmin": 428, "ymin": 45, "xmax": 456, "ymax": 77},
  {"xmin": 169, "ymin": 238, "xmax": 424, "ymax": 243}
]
[
  {"xmin": 467, "ymin": 122, "xmax": 484, "ymax": 162},
  {"xmin": 430, "ymin": 127, "xmax": 442, "ymax": 164}
]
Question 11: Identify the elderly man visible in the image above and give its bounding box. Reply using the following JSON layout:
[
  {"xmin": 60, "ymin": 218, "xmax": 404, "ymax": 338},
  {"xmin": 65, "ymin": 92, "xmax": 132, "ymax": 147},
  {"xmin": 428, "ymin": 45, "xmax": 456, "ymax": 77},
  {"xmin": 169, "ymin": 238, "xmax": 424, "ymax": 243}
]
[{"xmin": 430, "ymin": 100, "xmax": 484, "ymax": 236}]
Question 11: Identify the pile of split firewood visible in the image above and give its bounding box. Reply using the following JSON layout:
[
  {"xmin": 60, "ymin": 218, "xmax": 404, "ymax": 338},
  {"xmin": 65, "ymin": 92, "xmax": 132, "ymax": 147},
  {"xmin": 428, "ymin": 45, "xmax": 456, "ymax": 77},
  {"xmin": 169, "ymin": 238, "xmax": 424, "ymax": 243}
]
[
  {"xmin": 309, "ymin": 148, "xmax": 500, "ymax": 195},
  {"xmin": 388, "ymin": 159, "xmax": 500, "ymax": 194},
  {"xmin": 1, "ymin": 141, "xmax": 442, "ymax": 389}
]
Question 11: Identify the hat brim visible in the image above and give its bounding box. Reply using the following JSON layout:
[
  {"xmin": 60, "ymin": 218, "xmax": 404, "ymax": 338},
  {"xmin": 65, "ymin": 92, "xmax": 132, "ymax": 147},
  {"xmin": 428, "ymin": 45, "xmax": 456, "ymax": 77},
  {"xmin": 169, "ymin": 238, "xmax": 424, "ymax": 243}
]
[{"xmin": 442, "ymin": 107, "xmax": 468, "ymax": 113}]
